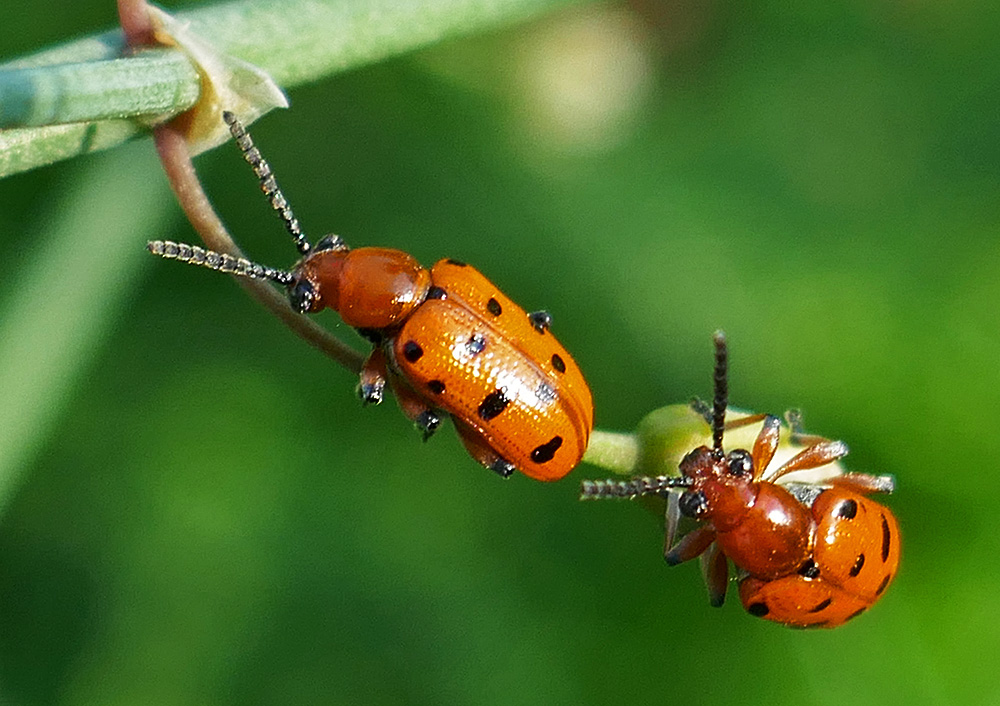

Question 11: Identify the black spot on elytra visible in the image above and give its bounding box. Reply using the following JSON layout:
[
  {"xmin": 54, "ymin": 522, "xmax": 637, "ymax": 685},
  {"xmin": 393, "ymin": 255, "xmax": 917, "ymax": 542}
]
[
  {"xmin": 837, "ymin": 498, "xmax": 858, "ymax": 519},
  {"xmin": 808, "ymin": 597, "xmax": 832, "ymax": 613},
  {"xmin": 427, "ymin": 380, "xmax": 445, "ymax": 394},
  {"xmin": 875, "ymin": 574, "xmax": 891, "ymax": 596},
  {"xmin": 551, "ymin": 353, "xmax": 566, "ymax": 373},
  {"xmin": 536, "ymin": 382, "xmax": 557, "ymax": 404},
  {"xmin": 486, "ymin": 297, "xmax": 502, "ymax": 316},
  {"xmin": 478, "ymin": 390, "xmax": 510, "ymax": 421},
  {"xmin": 445, "ymin": 258, "xmax": 467, "ymax": 267},
  {"xmin": 881, "ymin": 514, "xmax": 891, "ymax": 562},
  {"xmin": 850, "ymin": 554, "xmax": 865, "ymax": 577},
  {"xmin": 403, "ymin": 341, "xmax": 424, "ymax": 363},
  {"xmin": 467, "ymin": 333, "xmax": 486, "ymax": 355},
  {"xmin": 845, "ymin": 607, "xmax": 866, "ymax": 622},
  {"xmin": 798, "ymin": 559, "xmax": 820, "ymax": 579},
  {"xmin": 747, "ymin": 602, "xmax": 769, "ymax": 617},
  {"xmin": 426, "ymin": 286, "xmax": 447, "ymax": 300},
  {"xmin": 530, "ymin": 436, "xmax": 563, "ymax": 463}
]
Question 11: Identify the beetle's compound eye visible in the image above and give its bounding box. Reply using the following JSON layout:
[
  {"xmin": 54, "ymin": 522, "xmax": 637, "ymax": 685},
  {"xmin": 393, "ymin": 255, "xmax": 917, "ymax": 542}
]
[
  {"xmin": 288, "ymin": 278, "xmax": 319, "ymax": 313},
  {"xmin": 726, "ymin": 449, "xmax": 753, "ymax": 478},
  {"xmin": 678, "ymin": 490, "xmax": 708, "ymax": 518}
]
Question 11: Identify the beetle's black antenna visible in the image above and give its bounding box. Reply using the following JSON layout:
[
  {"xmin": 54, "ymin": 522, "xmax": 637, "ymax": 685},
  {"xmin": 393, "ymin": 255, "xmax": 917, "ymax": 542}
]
[
  {"xmin": 711, "ymin": 330, "xmax": 728, "ymax": 454},
  {"xmin": 147, "ymin": 240, "xmax": 294, "ymax": 286},
  {"xmin": 223, "ymin": 111, "xmax": 312, "ymax": 255}
]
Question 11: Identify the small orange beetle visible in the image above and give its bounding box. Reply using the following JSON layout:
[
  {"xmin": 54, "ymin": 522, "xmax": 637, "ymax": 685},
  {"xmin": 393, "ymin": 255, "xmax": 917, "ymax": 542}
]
[
  {"xmin": 149, "ymin": 112, "xmax": 593, "ymax": 481},
  {"xmin": 581, "ymin": 332, "xmax": 899, "ymax": 627}
]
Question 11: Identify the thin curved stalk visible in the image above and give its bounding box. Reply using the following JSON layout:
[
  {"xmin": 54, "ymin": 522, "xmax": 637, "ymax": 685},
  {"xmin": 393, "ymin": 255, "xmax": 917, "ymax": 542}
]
[{"xmin": 151, "ymin": 122, "xmax": 365, "ymax": 373}]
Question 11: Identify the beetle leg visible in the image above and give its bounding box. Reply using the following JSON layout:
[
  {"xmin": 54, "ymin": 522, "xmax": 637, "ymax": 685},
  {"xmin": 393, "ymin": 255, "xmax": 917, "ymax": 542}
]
[
  {"xmin": 784, "ymin": 409, "xmax": 832, "ymax": 447},
  {"xmin": 769, "ymin": 439, "xmax": 849, "ymax": 481},
  {"xmin": 831, "ymin": 472, "xmax": 896, "ymax": 495},
  {"xmin": 663, "ymin": 490, "xmax": 681, "ymax": 554},
  {"xmin": 385, "ymin": 374, "xmax": 441, "ymax": 441},
  {"xmin": 413, "ymin": 410, "xmax": 443, "ymax": 441},
  {"xmin": 689, "ymin": 397, "xmax": 713, "ymax": 425},
  {"xmin": 700, "ymin": 542, "xmax": 729, "ymax": 608},
  {"xmin": 689, "ymin": 399, "xmax": 769, "ymax": 433},
  {"xmin": 357, "ymin": 349, "xmax": 388, "ymax": 406},
  {"xmin": 453, "ymin": 421, "xmax": 516, "ymax": 478},
  {"xmin": 750, "ymin": 415, "xmax": 782, "ymax": 480},
  {"xmin": 724, "ymin": 412, "xmax": 770, "ymax": 431},
  {"xmin": 665, "ymin": 525, "xmax": 716, "ymax": 566},
  {"xmin": 528, "ymin": 310, "xmax": 552, "ymax": 333}
]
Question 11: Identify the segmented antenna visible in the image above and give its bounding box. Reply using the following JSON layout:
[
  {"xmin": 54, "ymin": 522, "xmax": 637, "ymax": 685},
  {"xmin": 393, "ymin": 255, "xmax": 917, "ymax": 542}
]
[
  {"xmin": 147, "ymin": 240, "xmax": 294, "ymax": 286},
  {"xmin": 580, "ymin": 475, "xmax": 689, "ymax": 500},
  {"xmin": 711, "ymin": 330, "xmax": 728, "ymax": 454},
  {"xmin": 222, "ymin": 111, "xmax": 311, "ymax": 255}
]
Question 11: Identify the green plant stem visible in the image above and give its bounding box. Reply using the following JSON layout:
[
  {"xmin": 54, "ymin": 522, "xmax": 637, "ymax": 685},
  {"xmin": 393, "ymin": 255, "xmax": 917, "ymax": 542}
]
[
  {"xmin": 0, "ymin": 0, "xmax": 576, "ymax": 177},
  {"xmin": 0, "ymin": 50, "xmax": 200, "ymax": 128},
  {"xmin": 582, "ymin": 430, "xmax": 639, "ymax": 476}
]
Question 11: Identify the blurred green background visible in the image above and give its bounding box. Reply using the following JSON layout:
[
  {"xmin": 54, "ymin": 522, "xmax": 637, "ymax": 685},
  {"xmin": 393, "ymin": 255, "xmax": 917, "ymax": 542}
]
[{"xmin": 1, "ymin": 0, "xmax": 998, "ymax": 704}]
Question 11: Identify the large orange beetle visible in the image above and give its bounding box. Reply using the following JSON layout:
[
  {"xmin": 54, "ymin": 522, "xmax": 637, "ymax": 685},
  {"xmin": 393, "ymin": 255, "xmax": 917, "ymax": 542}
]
[{"xmin": 149, "ymin": 112, "xmax": 593, "ymax": 481}]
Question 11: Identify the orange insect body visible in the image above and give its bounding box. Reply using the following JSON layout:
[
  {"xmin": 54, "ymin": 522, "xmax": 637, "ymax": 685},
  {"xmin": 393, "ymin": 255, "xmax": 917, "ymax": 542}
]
[
  {"xmin": 737, "ymin": 487, "xmax": 901, "ymax": 626},
  {"xmin": 149, "ymin": 114, "xmax": 593, "ymax": 481},
  {"xmin": 294, "ymin": 246, "xmax": 593, "ymax": 481},
  {"xmin": 674, "ymin": 440, "xmax": 901, "ymax": 628},
  {"xmin": 581, "ymin": 332, "xmax": 900, "ymax": 628}
]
